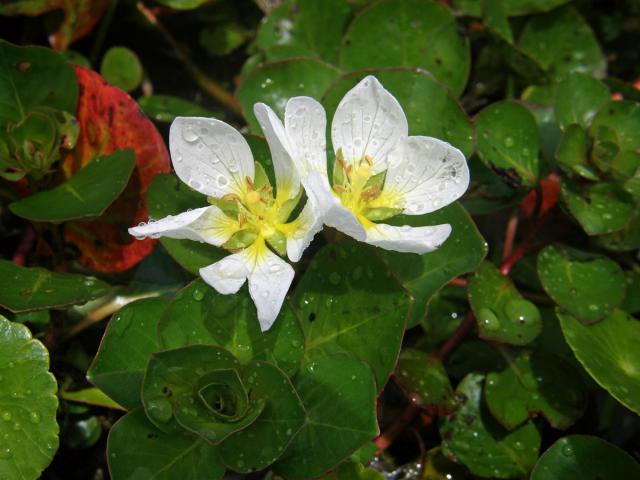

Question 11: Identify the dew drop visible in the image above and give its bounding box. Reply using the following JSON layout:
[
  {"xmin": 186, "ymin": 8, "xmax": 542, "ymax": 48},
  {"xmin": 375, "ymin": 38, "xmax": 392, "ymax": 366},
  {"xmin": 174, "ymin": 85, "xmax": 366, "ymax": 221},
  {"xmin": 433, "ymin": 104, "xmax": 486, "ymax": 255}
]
[
  {"xmin": 29, "ymin": 411, "xmax": 41, "ymax": 424},
  {"xmin": 503, "ymin": 137, "xmax": 515, "ymax": 147},
  {"xmin": 147, "ymin": 397, "xmax": 173, "ymax": 423},
  {"xmin": 192, "ymin": 288, "xmax": 205, "ymax": 301},
  {"xmin": 1, "ymin": 412, "xmax": 11, "ymax": 421},
  {"xmin": 478, "ymin": 308, "xmax": 500, "ymax": 331},
  {"xmin": 182, "ymin": 128, "xmax": 199, "ymax": 143}
]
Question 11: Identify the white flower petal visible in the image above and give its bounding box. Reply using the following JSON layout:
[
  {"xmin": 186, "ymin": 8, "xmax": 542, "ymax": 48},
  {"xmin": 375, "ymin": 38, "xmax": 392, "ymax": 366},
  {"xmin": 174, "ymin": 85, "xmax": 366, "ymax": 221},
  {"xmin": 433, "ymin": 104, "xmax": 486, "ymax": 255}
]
[
  {"xmin": 284, "ymin": 96, "xmax": 328, "ymax": 177},
  {"xmin": 200, "ymin": 252, "xmax": 250, "ymax": 295},
  {"xmin": 253, "ymin": 103, "xmax": 301, "ymax": 202},
  {"xmin": 128, "ymin": 206, "xmax": 236, "ymax": 246},
  {"xmin": 306, "ymin": 171, "xmax": 366, "ymax": 241},
  {"xmin": 170, "ymin": 117, "xmax": 255, "ymax": 198},
  {"xmin": 331, "ymin": 75, "xmax": 408, "ymax": 172},
  {"xmin": 285, "ymin": 199, "xmax": 323, "ymax": 262},
  {"xmin": 384, "ymin": 136, "xmax": 470, "ymax": 215},
  {"xmin": 365, "ymin": 223, "xmax": 452, "ymax": 254},
  {"xmin": 247, "ymin": 249, "xmax": 295, "ymax": 332}
]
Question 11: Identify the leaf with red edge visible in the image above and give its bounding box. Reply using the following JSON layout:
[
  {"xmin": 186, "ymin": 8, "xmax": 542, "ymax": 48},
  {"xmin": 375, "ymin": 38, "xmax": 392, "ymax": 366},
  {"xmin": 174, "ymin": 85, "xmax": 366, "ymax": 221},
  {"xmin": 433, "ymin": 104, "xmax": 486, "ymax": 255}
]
[
  {"xmin": 0, "ymin": 0, "xmax": 109, "ymax": 51},
  {"xmin": 62, "ymin": 66, "xmax": 170, "ymax": 272}
]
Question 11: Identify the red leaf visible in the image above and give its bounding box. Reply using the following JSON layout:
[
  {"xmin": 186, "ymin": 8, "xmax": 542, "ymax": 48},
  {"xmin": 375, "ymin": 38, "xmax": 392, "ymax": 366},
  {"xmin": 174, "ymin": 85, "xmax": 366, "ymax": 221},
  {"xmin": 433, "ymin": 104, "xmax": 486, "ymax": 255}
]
[{"xmin": 63, "ymin": 66, "xmax": 170, "ymax": 272}]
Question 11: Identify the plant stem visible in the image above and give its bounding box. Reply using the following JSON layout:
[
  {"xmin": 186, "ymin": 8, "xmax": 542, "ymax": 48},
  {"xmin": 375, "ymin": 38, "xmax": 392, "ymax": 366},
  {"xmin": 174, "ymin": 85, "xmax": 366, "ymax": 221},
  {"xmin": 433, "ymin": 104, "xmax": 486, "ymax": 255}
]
[
  {"xmin": 502, "ymin": 210, "xmax": 519, "ymax": 261},
  {"xmin": 375, "ymin": 402, "xmax": 420, "ymax": 452},
  {"xmin": 12, "ymin": 226, "xmax": 35, "ymax": 266},
  {"xmin": 136, "ymin": 2, "xmax": 243, "ymax": 117},
  {"xmin": 438, "ymin": 311, "xmax": 476, "ymax": 362}
]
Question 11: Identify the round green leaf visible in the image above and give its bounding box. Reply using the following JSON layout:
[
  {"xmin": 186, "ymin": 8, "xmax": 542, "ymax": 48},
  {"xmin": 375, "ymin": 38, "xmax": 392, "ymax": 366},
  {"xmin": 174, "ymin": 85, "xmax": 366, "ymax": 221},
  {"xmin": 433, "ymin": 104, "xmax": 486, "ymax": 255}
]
[
  {"xmin": 590, "ymin": 100, "xmax": 640, "ymax": 152},
  {"xmin": 10, "ymin": 149, "xmax": 136, "ymax": 222},
  {"xmin": 0, "ymin": 260, "xmax": 109, "ymax": 313},
  {"xmin": 474, "ymin": 101, "xmax": 540, "ymax": 188},
  {"xmin": 272, "ymin": 356, "xmax": 379, "ymax": 479},
  {"xmin": 596, "ymin": 209, "xmax": 640, "ymax": 252},
  {"xmin": 219, "ymin": 361, "xmax": 306, "ymax": 472},
  {"xmin": 531, "ymin": 435, "xmax": 640, "ymax": 480},
  {"xmin": 555, "ymin": 124, "xmax": 594, "ymax": 178},
  {"xmin": 154, "ymin": 0, "xmax": 208, "ymax": 9},
  {"xmin": 158, "ymin": 279, "xmax": 304, "ymax": 375},
  {"xmin": 439, "ymin": 373, "xmax": 541, "ymax": 479},
  {"xmin": 537, "ymin": 245, "xmax": 625, "ymax": 324},
  {"xmin": 107, "ymin": 409, "xmax": 224, "ymax": 480},
  {"xmin": 255, "ymin": 0, "xmax": 352, "ymax": 64},
  {"xmin": 147, "ymin": 173, "xmax": 226, "ymax": 275},
  {"xmin": 395, "ymin": 348, "xmax": 457, "ymax": 415},
  {"xmin": 340, "ymin": 0, "xmax": 470, "ymax": 96},
  {"xmin": 138, "ymin": 95, "xmax": 217, "ymax": 123},
  {"xmin": 0, "ymin": 39, "xmax": 77, "ymax": 126},
  {"xmin": 292, "ymin": 241, "xmax": 411, "ymax": 389},
  {"xmin": 87, "ymin": 298, "xmax": 168, "ymax": 410},
  {"xmin": 141, "ymin": 345, "xmax": 252, "ymax": 442},
  {"xmin": 377, "ymin": 202, "xmax": 487, "ymax": 327},
  {"xmin": 322, "ymin": 68, "xmax": 474, "ymax": 158},
  {"xmin": 558, "ymin": 309, "xmax": 640, "ymax": 414},
  {"xmin": 485, "ymin": 350, "xmax": 586, "ymax": 430},
  {"xmin": 236, "ymin": 58, "xmax": 340, "ymax": 133},
  {"xmin": 518, "ymin": 6, "xmax": 605, "ymax": 81},
  {"xmin": 468, "ymin": 262, "xmax": 542, "ymax": 345},
  {"xmin": 561, "ymin": 181, "xmax": 634, "ymax": 235},
  {"xmin": 100, "ymin": 47, "xmax": 143, "ymax": 92},
  {"xmin": 0, "ymin": 316, "xmax": 59, "ymax": 480},
  {"xmin": 555, "ymin": 73, "xmax": 610, "ymax": 130}
]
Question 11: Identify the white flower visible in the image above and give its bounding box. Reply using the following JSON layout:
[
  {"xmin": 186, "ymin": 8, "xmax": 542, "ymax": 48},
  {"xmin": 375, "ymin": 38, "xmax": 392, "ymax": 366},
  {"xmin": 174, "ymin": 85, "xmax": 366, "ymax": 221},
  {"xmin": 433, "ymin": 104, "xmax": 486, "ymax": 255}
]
[
  {"xmin": 286, "ymin": 75, "xmax": 470, "ymax": 254},
  {"xmin": 129, "ymin": 114, "xmax": 322, "ymax": 331}
]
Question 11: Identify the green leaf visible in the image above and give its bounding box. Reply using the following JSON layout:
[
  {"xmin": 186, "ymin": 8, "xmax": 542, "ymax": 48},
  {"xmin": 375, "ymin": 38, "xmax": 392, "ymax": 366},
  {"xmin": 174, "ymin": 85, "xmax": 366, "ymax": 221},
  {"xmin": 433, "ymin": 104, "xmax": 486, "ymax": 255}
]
[
  {"xmin": 468, "ymin": 262, "xmax": 542, "ymax": 345},
  {"xmin": 395, "ymin": 348, "xmax": 457, "ymax": 415},
  {"xmin": 9, "ymin": 149, "xmax": 135, "ymax": 222},
  {"xmin": 292, "ymin": 241, "xmax": 411, "ymax": 389},
  {"xmin": 107, "ymin": 409, "xmax": 224, "ymax": 480},
  {"xmin": 100, "ymin": 47, "xmax": 143, "ymax": 93},
  {"xmin": 485, "ymin": 350, "xmax": 586, "ymax": 430},
  {"xmin": 537, "ymin": 245, "xmax": 625, "ymax": 324},
  {"xmin": 482, "ymin": 0, "xmax": 513, "ymax": 43},
  {"xmin": 518, "ymin": 6, "xmax": 605, "ymax": 81},
  {"xmin": 138, "ymin": 95, "xmax": 217, "ymax": 123},
  {"xmin": 147, "ymin": 173, "xmax": 226, "ymax": 275},
  {"xmin": 0, "ymin": 260, "xmax": 109, "ymax": 313},
  {"xmin": 590, "ymin": 100, "xmax": 640, "ymax": 152},
  {"xmin": 60, "ymin": 387, "xmax": 125, "ymax": 411},
  {"xmin": 141, "ymin": 345, "xmax": 249, "ymax": 440},
  {"xmin": 453, "ymin": 0, "xmax": 571, "ymax": 17},
  {"xmin": 255, "ymin": 0, "xmax": 353, "ymax": 64},
  {"xmin": 153, "ymin": 0, "xmax": 208, "ymax": 10},
  {"xmin": 0, "ymin": 316, "xmax": 59, "ymax": 480},
  {"xmin": 87, "ymin": 298, "xmax": 168, "ymax": 410},
  {"xmin": 474, "ymin": 101, "xmax": 540, "ymax": 188},
  {"xmin": 200, "ymin": 23, "xmax": 250, "ymax": 57},
  {"xmin": 340, "ymin": 0, "xmax": 470, "ymax": 96},
  {"xmin": 322, "ymin": 69, "xmax": 474, "ymax": 158},
  {"xmin": 219, "ymin": 361, "xmax": 306, "ymax": 472},
  {"xmin": 558, "ymin": 309, "xmax": 640, "ymax": 414},
  {"xmin": 272, "ymin": 356, "xmax": 379, "ymax": 479},
  {"xmin": 439, "ymin": 373, "xmax": 541, "ymax": 479},
  {"xmin": 378, "ymin": 202, "xmax": 487, "ymax": 327},
  {"xmin": 555, "ymin": 124, "xmax": 595, "ymax": 179},
  {"xmin": 621, "ymin": 270, "xmax": 640, "ymax": 314},
  {"xmin": 62, "ymin": 416, "xmax": 102, "ymax": 449},
  {"xmin": 158, "ymin": 279, "xmax": 304, "ymax": 375},
  {"xmin": 561, "ymin": 181, "xmax": 634, "ymax": 235},
  {"xmin": 555, "ymin": 73, "xmax": 610, "ymax": 130},
  {"xmin": 446, "ymin": 340, "xmax": 507, "ymax": 380},
  {"xmin": 237, "ymin": 58, "xmax": 340, "ymax": 133},
  {"xmin": 0, "ymin": 39, "xmax": 77, "ymax": 126},
  {"xmin": 530, "ymin": 435, "xmax": 640, "ymax": 480},
  {"xmin": 595, "ymin": 208, "xmax": 640, "ymax": 252}
]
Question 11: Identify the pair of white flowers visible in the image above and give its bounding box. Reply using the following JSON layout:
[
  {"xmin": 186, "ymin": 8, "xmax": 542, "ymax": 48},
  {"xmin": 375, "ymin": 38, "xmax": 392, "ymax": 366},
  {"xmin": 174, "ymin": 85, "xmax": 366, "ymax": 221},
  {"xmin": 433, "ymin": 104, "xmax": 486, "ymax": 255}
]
[{"xmin": 130, "ymin": 76, "xmax": 469, "ymax": 331}]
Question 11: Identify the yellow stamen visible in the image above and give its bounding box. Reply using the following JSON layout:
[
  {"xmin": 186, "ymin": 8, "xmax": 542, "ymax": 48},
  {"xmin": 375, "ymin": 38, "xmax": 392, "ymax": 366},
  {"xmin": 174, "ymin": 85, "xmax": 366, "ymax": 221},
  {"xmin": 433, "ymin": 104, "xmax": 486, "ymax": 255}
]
[{"xmin": 246, "ymin": 190, "xmax": 261, "ymax": 205}]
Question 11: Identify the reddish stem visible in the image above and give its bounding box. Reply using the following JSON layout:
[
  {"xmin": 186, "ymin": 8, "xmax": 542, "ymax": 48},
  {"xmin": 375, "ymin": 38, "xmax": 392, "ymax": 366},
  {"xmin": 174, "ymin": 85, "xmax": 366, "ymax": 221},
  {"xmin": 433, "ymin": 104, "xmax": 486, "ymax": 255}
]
[
  {"xmin": 375, "ymin": 403, "xmax": 420, "ymax": 452},
  {"xmin": 438, "ymin": 311, "xmax": 476, "ymax": 362},
  {"xmin": 449, "ymin": 277, "xmax": 468, "ymax": 288},
  {"xmin": 502, "ymin": 212, "xmax": 519, "ymax": 261},
  {"xmin": 12, "ymin": 226, "xmax": 35, "ymax": 266}
]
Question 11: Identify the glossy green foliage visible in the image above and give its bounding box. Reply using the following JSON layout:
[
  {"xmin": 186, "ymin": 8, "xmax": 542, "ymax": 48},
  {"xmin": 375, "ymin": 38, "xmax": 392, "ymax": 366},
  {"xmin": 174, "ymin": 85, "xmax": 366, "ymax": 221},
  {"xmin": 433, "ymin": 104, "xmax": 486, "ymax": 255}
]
[
  {"xmin": 469, "ymin": 262, "xmax": 542, "ymax": 345},
  {"xmin": 558, "ymin": 309, "xmax": 640, "ymax": 414},
  {"xmin": 439, "ymin": 373, "xmax": 541, "ymax": 478},
  {"xmin": 475, "ymin": 101, "xmax": 540, "ymax": 187},
  {"xmin": 100, "ymin": 47, "xmax": 143, "ymax": 93},
  {"xmin": 485, "ymin": 350, "xmax": 586, "ymax": 430},
  {"xmin": 292, "ymin": 241, "xmax": 410, "ymax": 389},
  {"xmin": 0, "ymin": 260, "xmax": 109, "ymax": 312},
  {"xmin": 340, "ymin": 0, "xmax": 470, "ymax": 96},
  {"xmin": 0, "ymin": 317, "xmax": 59, "ymax": 480},
  {"xmin": 10, "ymin": 149, "xmax": 135, "ymax": 222},
  {"xmin": 138, "ymin": 95, "xmax": 217, "ymax": 123},
  {"xmin": 531, "ymin": 435, "xmax": 640, "ymax": 479},
  {"xmin": 537, "ymin": 245, "xmax": 625, "ymax": 323}
]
